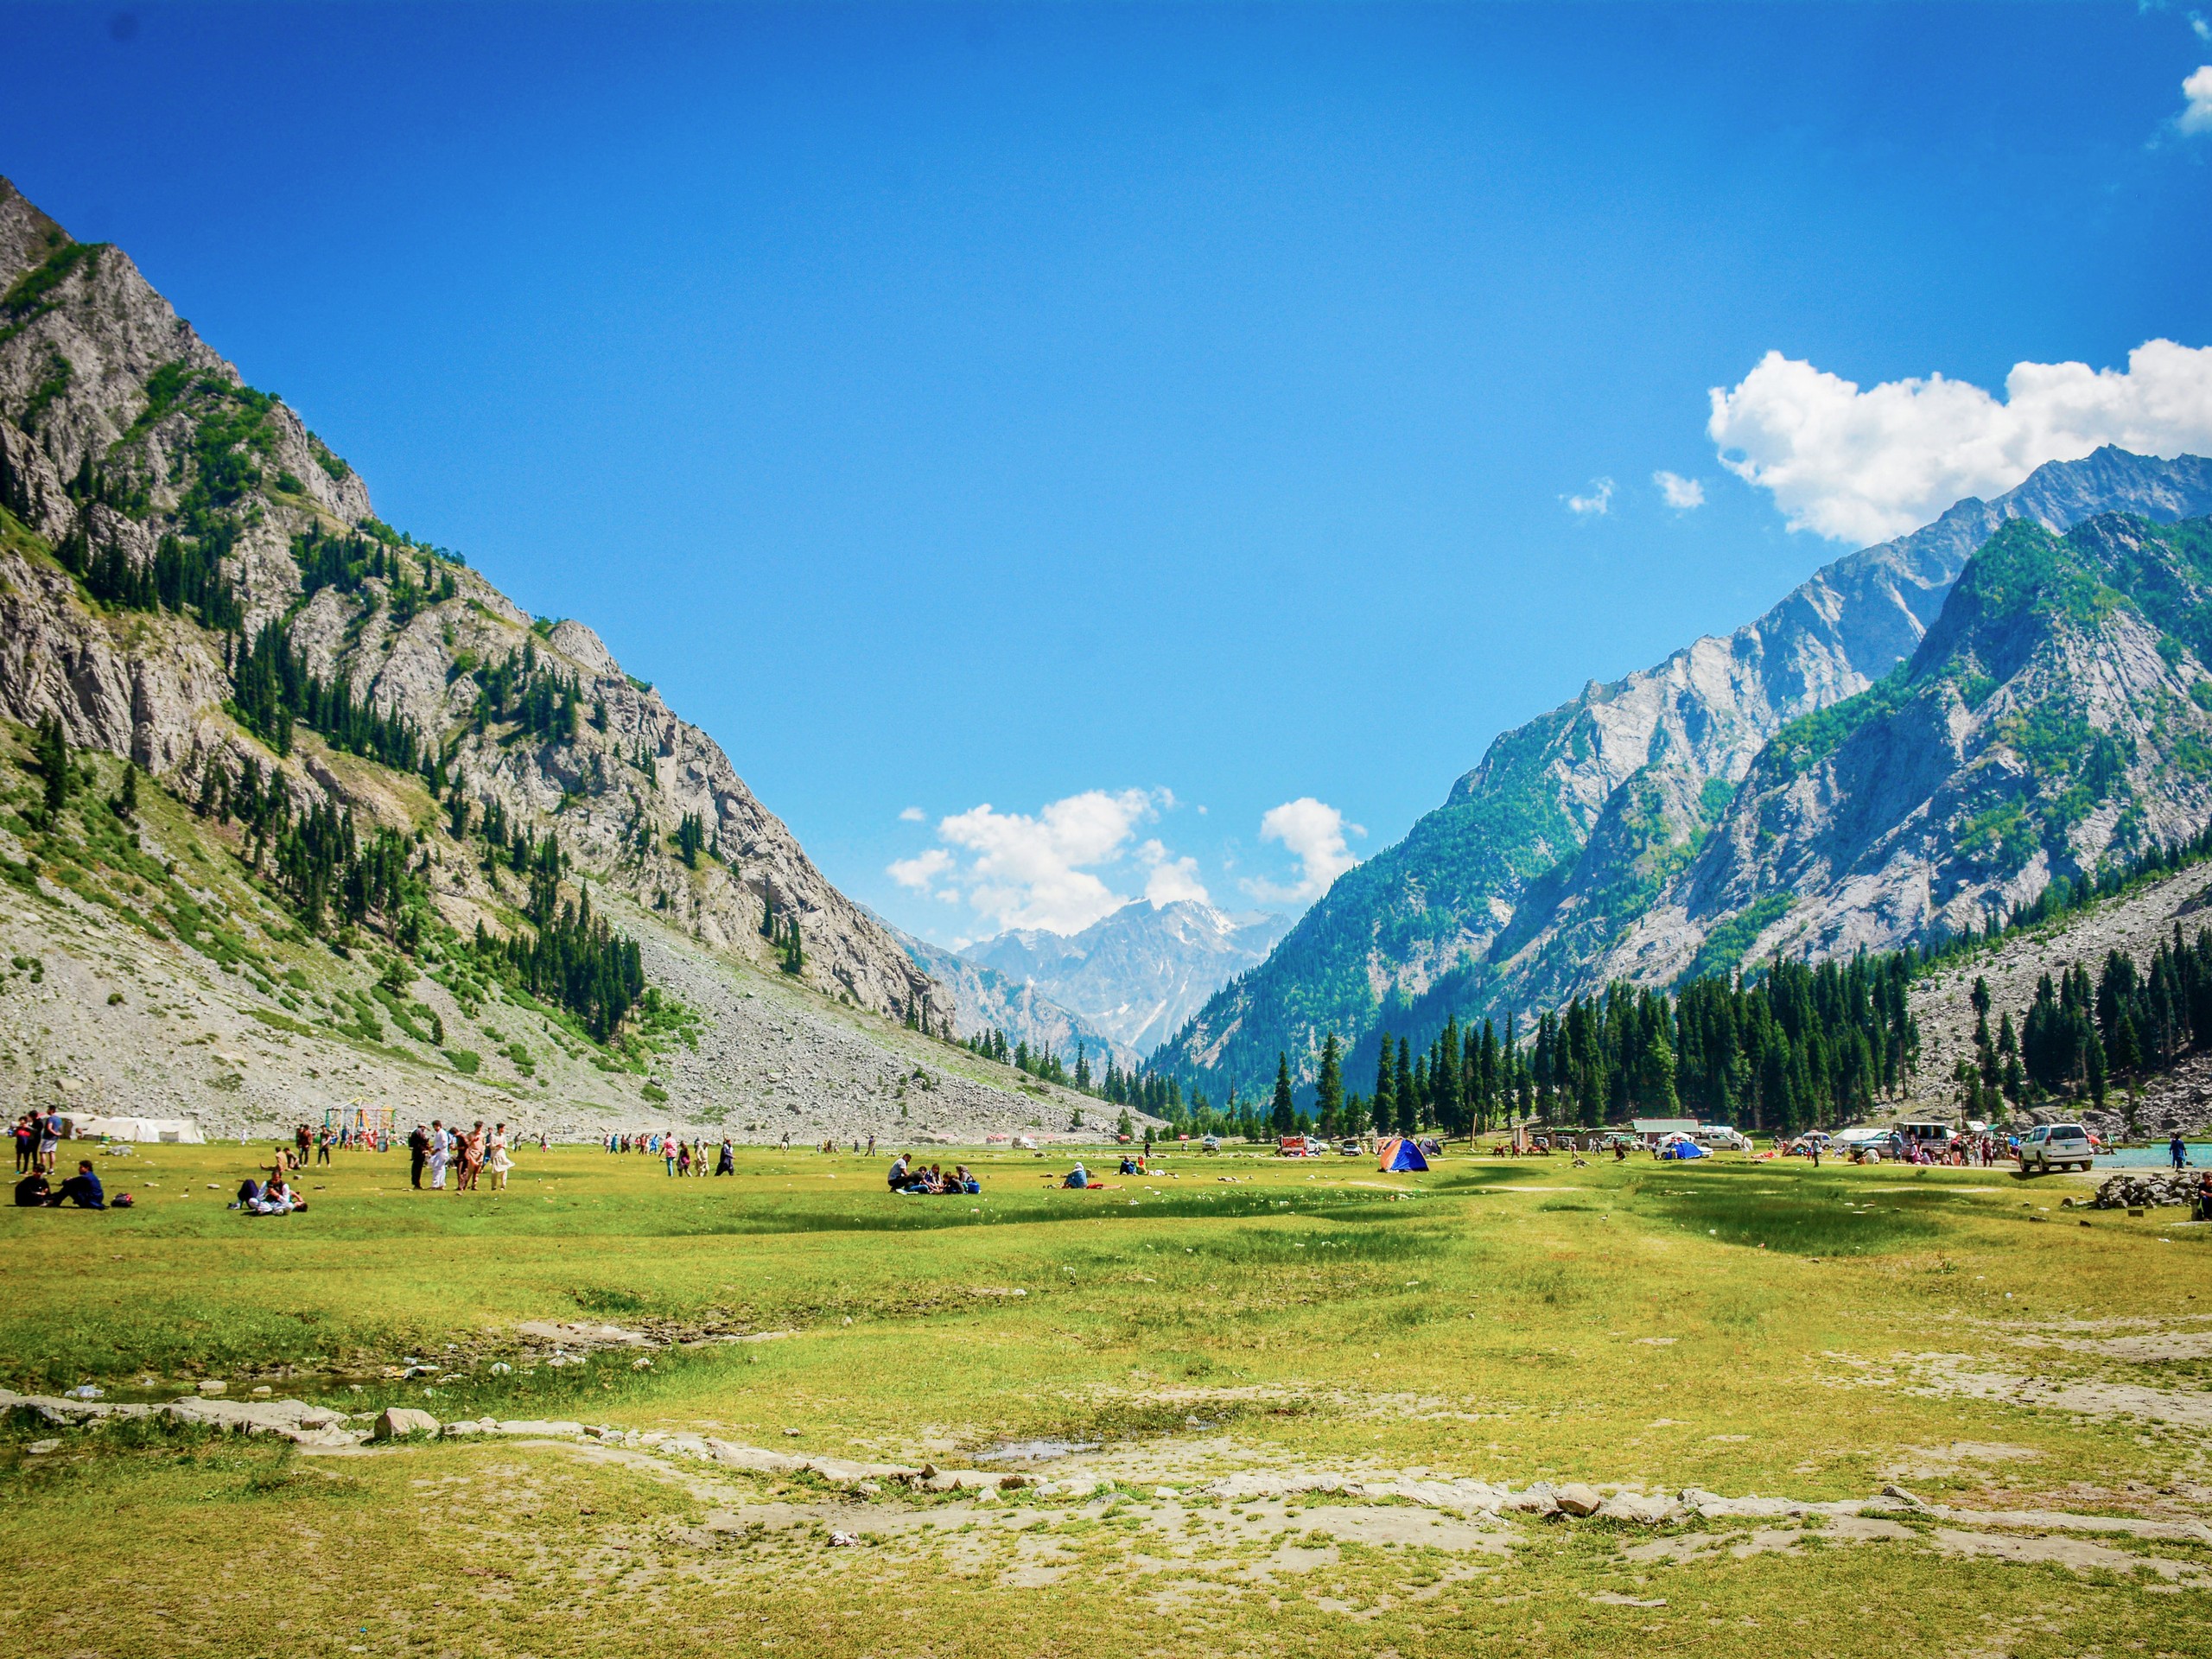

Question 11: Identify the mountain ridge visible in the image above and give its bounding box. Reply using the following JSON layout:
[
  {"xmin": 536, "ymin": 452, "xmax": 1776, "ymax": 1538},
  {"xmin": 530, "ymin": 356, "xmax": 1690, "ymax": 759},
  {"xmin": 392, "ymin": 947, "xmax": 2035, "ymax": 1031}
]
[
  {"xmin": 1154, "ymin": 448, "xmax": 2212, "ymax": 1103},
  {"xmin": 0, "ymin": 175, "xmax": 1155, "ymax": 1143}
]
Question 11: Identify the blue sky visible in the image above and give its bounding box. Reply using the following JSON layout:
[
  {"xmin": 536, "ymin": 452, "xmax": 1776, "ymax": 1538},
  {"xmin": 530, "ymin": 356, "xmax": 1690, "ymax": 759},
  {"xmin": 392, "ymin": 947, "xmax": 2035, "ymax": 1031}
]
[{"xmin": 6, "ymin": 3, "xmax": 2212, "ymax": 945}]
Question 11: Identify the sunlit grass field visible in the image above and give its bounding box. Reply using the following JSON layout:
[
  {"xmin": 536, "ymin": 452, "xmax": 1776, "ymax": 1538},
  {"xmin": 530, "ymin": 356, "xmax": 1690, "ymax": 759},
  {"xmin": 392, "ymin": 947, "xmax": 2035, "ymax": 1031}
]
[{"xmin": 3, "ymin": 1139, "xmax": 2207, "ymax": 1656}]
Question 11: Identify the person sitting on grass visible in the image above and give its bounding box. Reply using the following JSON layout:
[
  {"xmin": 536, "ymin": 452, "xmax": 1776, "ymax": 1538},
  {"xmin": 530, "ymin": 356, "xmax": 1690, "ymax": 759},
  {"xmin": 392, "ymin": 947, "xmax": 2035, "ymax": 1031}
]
[
  {"xmin": 887, "ymin": 1154, "xmax": 913, "ymax": 1192},
  {"xmin": 1062, "ymin": 1162, "xmax": 1090, "ymax": 1189},
  {"xmin": 954, "ymin": 1165, "xmax": 980, "ymax": 1194},
  {"xmin": 265, "ymin": 1177, "xmax": 304, "ymax": 1213},
  {"xmin": 15, "ymin": 1169, "xmax": 51, "ymax": 1206},
  {"xmin": 55, "ymin": 1160, "xmax": 105, "ymax": 1210}
]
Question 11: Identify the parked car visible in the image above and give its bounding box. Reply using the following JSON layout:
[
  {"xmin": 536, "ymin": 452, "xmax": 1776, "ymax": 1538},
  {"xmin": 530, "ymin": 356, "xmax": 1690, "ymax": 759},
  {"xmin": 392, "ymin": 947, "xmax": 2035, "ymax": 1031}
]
[
  {"xmin": 2018, "ymin": 1122, "xmax": 2094, "ymax": 1173},
  {"xmin": 1338, "ymin": 1140, "xmax": 1363, "ymax": 1156}
]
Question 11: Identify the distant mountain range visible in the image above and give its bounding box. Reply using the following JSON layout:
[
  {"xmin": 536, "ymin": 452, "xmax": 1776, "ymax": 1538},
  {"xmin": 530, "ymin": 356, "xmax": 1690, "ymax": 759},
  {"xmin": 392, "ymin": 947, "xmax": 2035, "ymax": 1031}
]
[
  {"xmin": 882, "ymin": 899, "xmax": 1289, "ymax": 1068},
  {"xmin": 868, "ymin": 911, "xmax": 1136, "ymax": 1071},
  {"xmin": 1152, "ymin": 448, "xmax": 2212, "ymax": 1104},
  {"xmin": 962, "ymin": 899, "xmax": 1292, "ymax": 1058}
]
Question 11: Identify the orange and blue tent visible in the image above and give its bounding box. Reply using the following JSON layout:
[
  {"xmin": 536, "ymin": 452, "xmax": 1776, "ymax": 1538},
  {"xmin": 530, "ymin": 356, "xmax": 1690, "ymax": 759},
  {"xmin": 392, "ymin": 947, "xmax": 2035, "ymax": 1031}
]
[{"xmin": 1378, "ymin": 1136, "xmax": 1428, "ymax": 1172}]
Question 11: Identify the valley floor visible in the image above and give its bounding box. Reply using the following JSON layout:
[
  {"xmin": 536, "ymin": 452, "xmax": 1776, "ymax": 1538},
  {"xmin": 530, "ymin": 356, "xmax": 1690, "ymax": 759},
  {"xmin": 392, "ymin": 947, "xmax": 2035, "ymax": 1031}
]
[{"xmin": 3, "ymin": 1142, "xmax": 2209, "ymax": 1657}]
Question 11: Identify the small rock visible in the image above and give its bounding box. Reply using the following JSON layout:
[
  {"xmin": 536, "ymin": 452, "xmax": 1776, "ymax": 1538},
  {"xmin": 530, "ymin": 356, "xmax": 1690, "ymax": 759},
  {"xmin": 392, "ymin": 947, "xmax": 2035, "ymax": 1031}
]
[
  {"xmin": 196, "ymin": 1380, "xmax": 226, "ymax": 1395},
  {"xmin": 372, "ymin": 1407, "xmax": 440, "ymax": 1442},
  {"xmin": 828, "ymin": 1530, "xmax": 859, "ymax": 1548},
  {"xmin": 251, "ymin": 1385, "xmax": 273, "ymax": 1397},
  {"xmin": 783, "ymin": 1427, "xmax": 802, "ymax": 1437},
  {"xmin": 1554, "ymin": 1483, "xmax": 1604, "ymax": 1516},
  {"xmin": 26, "ymin": 1439, "xmax": 60, "ymax": 1455}
]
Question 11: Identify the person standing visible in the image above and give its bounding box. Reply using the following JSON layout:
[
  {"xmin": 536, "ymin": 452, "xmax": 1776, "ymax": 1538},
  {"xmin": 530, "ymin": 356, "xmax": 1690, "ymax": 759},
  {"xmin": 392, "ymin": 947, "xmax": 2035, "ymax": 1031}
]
[
  {"xmin": 316, "ymin": 1127, "xmax": 333, "ymax": 1166},
  {"xmin": 428, "ymin": 1121, "xmax": 450, "ymax": 1191},
  {"xmin": 2172, "ymin": 1133, "xmax": 2190, "ymax": 1173},
  {"xmin": 408, "ymin": 1122, "xmax": 429, "ymax": 1189},
  {"xmin": 715, "ymin": 1138, "xmax": 734, "ymax": 1176},
  {"xmin": 39, "ymin": 1106, "xmax": 65, "ymax": 1175},
  {"xmin": 487, "ymin": 1122, "xmax": 512, "ymax": 1192},
  {"xmin": 13, "ymin": 1114, "xmax": 34, "ymax": 1175}
]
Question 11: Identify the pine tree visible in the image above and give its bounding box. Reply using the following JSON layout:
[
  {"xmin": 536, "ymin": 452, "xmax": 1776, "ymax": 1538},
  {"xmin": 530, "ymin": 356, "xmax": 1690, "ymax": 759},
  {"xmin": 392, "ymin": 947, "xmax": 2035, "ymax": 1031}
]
[
  {"xmin": 1371, "ymin": 1038, "xmax": 1395, "ymax": 1135},
  {"xmin": 1314, "ymin": 1033, "xmax": 1344, "ymax": 1138},
  {"xmin": 1395, "ymin": 1037, "xmax": 1417, "ymax": 1137},
  {"xmin": 1269, "ymin": 1053, "xmax": 1296, "ymax": 1135},
  {"xmin": 112, "ymin": 759, "xmax": 139, "ymax": 821},
  {"xmin": 33, "ymin": 715, "xmax": 76, "ymax": 823}
]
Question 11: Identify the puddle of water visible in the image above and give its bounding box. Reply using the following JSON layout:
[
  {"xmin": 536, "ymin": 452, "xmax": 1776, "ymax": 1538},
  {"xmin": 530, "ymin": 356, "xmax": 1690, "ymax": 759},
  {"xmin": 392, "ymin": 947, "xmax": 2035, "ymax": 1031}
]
[{"xmin": 976, "ymin": 1439, "xmax": 1103, "ymax": 1463}]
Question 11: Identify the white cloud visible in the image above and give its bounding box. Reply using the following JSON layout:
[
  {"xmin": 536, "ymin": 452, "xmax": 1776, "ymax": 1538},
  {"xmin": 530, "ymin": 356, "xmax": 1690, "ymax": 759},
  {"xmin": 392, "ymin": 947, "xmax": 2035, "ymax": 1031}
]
[
  {"xmin": 1565, "ymin": 477, "xmax": 1615, "ymax": 516},
  {"xmin": 887, "ymin": 848, "xmax": 953, "ymax": 891},
  {"xmin": 2183, "ymin": 64, "xmax": 2212, "ymax": 132},
  {"xmin": 1653, "ymin": 470, "xmax": 1706, "ymax": 511},
  {"xmin": 1143, "ymin": 854, "xmax": 1210, "ymax": 907},
  {"xmin": 893, "ymin": 788, "xmax": 1195, "ymax": 935},
  {"xmin": 1243, "ymin": 798, "xmax": 1362, "ymax": 905},
  {"xmin": 898, "ymin": 805, "xmax": 925, "ymax": 823},
  {"xmin": 1707, "ymin": 340, "xmax": 2212, "ymax": 543}
]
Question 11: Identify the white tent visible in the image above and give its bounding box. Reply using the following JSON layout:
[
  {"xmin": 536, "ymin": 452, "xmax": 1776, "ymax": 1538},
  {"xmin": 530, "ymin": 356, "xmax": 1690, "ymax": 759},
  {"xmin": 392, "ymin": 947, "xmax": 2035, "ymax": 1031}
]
[{"xmin": 67, "ymin": 1115, "xmax": 205, "ymax": 1144}]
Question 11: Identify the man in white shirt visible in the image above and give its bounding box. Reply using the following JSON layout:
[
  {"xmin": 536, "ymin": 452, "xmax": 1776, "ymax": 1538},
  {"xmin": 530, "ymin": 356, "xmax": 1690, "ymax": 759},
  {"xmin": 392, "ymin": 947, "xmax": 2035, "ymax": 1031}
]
[{"xmin": 428, "ymin": 1120, "xmax": 450, "ymax": 1190}]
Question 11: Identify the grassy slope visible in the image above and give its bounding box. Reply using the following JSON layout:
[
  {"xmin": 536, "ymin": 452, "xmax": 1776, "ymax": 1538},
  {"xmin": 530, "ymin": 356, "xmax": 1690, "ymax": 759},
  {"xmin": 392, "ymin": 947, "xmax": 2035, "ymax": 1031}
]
[{"xmin": 1, "ymin": 1143, "xmax": 2206, "ymax": 1655}]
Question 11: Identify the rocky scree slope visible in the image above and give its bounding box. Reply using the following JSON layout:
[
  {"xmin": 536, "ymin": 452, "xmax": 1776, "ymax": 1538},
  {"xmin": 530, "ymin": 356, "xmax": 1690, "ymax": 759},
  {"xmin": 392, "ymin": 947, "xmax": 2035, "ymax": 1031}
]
[
  {"xmin": 1155, "ymin": 449, "xmax": 2212, "ymax": 1102},
  {"xmin": 0, "ymin": 737, "xmax": 1109, "ymax": 1142},
  {"xmin": 1903, "ymin": 858, "xmax": 2212, "ymax": 1144},
  {"xmin": 0, "ymin": 176, "xmax": 1124, "ymax": 1139}
]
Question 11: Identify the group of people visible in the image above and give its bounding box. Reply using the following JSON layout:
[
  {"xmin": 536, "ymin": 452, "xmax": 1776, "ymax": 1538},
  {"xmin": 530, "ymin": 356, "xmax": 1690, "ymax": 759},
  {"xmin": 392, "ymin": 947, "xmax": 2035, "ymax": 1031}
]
[
  {"xmin": 886, "ymin": 1154, "xmax": 980, "ymax": 1194},
  {"xmin": 14, "ymin": 1159, "xmax": 110, "ymax": 1209},
  {"xmin": 231, "ymin": 1172, "xmax": 305, "ymax": 1215},
  {"xmin": 664, "ymin": 1137, "xmax": 738, "ymax": 1177},
  {"xmin": 405, "ymin": 1120, "xmax": 514, "ymax": 1192},
  {"xmin": 11, "ymin": 1109, "xmax": 66, "ymax": 1178}
]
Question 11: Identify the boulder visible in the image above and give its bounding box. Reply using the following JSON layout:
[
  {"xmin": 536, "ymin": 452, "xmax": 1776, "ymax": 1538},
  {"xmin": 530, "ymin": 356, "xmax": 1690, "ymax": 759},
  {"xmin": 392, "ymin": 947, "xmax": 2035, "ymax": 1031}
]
[
  {"xmin": 373, "ymin": 1407, "xmax": 440, "ymax": 1441},
  {"xmin": 1554, "ymin": 1483, "xmax": 1604, "ymax": 1516},
  {"xmin": 1597, "ymin": 1491, "xmax": 1679, "ymax": 1524}
]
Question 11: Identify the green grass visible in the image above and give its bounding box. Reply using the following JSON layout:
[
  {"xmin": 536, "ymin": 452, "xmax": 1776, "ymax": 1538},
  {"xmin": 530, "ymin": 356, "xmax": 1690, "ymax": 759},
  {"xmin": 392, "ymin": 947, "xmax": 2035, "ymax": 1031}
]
[{"xmin": 1, "ymin": 1142, "xmax": 2204, "ymax": 1655}]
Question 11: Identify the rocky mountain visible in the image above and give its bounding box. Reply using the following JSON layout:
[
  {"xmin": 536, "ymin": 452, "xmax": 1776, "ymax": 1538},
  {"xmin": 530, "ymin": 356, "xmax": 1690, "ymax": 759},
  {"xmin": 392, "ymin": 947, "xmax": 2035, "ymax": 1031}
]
[
  {"xmin": 967, "ymin": 899, "xmax": 1292, "ymax": 1058},
  {"xmin": 0, "ymin": 175, "xmax": 1135, "ymax": 1143},
  {"xmin": 1154, "ymin": 449, "xmax": 2212, "ymax": 1103},
  {"xmin": 869, "ymin": 910, "xmax": 1136, "ymax": 1071},
  {"xmin": 1599, "ymin": 512, "xmax": 2212, "ymax": 985}
]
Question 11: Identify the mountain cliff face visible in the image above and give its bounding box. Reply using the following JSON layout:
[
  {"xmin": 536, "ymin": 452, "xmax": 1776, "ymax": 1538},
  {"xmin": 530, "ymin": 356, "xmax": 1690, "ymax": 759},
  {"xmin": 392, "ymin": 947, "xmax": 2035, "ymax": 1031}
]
[
  {"xmin": 967, "ymin": 899, "xmax": 1292, "ymax": 1058},
  {"xmin": 0, "ymin": 176, "xmax": 933, "ymax": 1022},
  {"xmin": 0, "ymin": 176, "xmax": 1150, "ymax": 1143},
  {"xmin": 1154, "ymin": 449, "xmax": 2212, "ymax": 1102},
  {"xmin": 1599, "ymin": 512, "xmax": 2212, "ymax": 984}
]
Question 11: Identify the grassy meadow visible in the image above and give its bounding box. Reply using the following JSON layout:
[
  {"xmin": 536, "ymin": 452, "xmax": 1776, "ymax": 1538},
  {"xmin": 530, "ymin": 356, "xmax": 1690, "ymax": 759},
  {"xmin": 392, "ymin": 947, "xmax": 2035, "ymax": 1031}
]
[{"xmin": 3, "ymin": 1139, "xmax": 2209, "ymax": 1656}]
